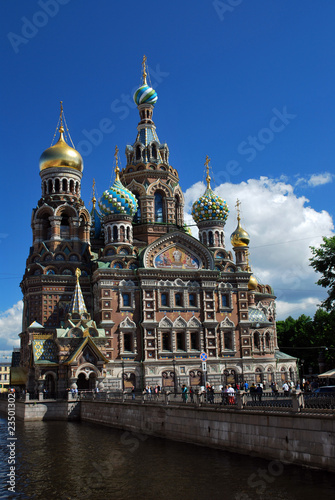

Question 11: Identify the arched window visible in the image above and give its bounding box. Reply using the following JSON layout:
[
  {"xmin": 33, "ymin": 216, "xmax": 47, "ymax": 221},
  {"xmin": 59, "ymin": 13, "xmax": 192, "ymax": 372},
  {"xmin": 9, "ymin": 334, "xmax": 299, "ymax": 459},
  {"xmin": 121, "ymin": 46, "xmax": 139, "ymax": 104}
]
[
  {"xmin": 136, "ymin": 146, "xmax": 141, "ymax": 161},
  {"xmin": 265, "ymin": 332, "xmax": 271, "ymax": 349},
  {"xmin": 43, "ymin": 181, "xmax": 47, "ymax": 195},
  {"xmin": 254, "ymin": 332, "xmax": 260, "ymax": 350},
  {"xmin": 175, "ymin": 293, "xmax": 182, "ymax": 307},
  {"xmin": 208, "ymin": 231, "xmax": 214, "ymax": 246},
  {"xmin": 214, "ymin": 231, "xmax": 219, "ymax": 246},
  {"xmin": 151, "ymin": 144, "xmax": 157, "ymax": 159},
  {"xmin": 224, "ymin": 331, "xmax": 233, "ymax": 350},
  {"xmin": 175, "ymin": 195, "xmax": 181, "ymax": 225},
  {"xmin": 133, "ymin": 193, "xmax": 141, "ymax": 223},
  {"xmin": 60, "ymin": 213, "xmax": 70, "ymax": 239},
  {"xmin": 48, "ymin": 179, "xmax": 53, "ymax": 194},
  {"xmin": 55, "ymin": 178, "xmax": 60, "ymax": 192},
  {"xmin": 40, "ymin": 213, "xmax": 52, "ymax": 240},
  {"xmin": 203, "ymin": 233, "xmax": 207, "ymax": 245},
  {"xmin": 113, "ymin": 226, "xmax": 118, "ymax": 241},
  {"xmin": 70, "ymin": 180, "xmax": 74, "ymax": 194},
  {"xmin": 154, "ymin": 192, "xmax": 164, "ymax": 222},
  {"xmin": 62, "ymin": 179, "xmax": 67, "ymax": 193},
  {"xmin": 126, "ymin": 226, "xmax": 130, "ymax": 241},
  {"xmin": 120, "ymin": 226, "xmax": 125, "ymax": 242}
]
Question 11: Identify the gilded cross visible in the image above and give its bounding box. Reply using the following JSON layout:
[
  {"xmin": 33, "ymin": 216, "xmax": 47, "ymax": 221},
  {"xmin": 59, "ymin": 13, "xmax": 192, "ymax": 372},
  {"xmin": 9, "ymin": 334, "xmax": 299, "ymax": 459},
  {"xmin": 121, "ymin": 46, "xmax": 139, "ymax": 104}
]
[
  {"xmin": 75, "ymin": 268, "xmax": 81, "ymax": 281},
  {"xmin": 142, "ymin": 54, "xmax": 147, "ymax": 84},
  {"xmin": 205, "ymin": 155, "xmax": 211, "ymax": 189}
]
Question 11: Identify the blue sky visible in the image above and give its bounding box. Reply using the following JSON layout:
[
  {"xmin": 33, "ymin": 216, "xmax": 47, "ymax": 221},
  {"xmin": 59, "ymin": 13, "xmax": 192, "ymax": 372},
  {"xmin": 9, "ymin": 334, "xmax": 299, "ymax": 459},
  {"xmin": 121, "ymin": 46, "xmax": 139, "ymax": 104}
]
[{"xmin": 1, "ymin": 1, "xmax": 335, "ymax": 353}]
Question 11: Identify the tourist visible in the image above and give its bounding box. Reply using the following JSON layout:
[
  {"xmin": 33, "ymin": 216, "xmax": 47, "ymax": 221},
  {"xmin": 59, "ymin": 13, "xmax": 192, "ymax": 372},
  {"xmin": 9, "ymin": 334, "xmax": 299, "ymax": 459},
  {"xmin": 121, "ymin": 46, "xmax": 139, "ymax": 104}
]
[
  {"xmin": 243, "ymin": 381, "xmax": 249, "ymax": 392},
  {"xmin": 182, "ymin": 384, "xmax": 188, "ymax": 403},
  {"xmin": 189, "ymin": 386, "xmax": 194, "ymax": 403},
  {"xmin": 131, "ymin": 385, "xmax": 135, "ymax": 400},
  {"xmin": 282, "ymin": 381, "xmax": 290, "ymax": 397},
  {"xmin": 256, "ymin": 384, "xmax": 263, "ymax": 402},
  {"xmin": 227, "ymin": 385, "xmax": 235, "ymax": 405},
  {"xmin": 250, "ymin": 383, "xmax": 257, "ymax": 402}
]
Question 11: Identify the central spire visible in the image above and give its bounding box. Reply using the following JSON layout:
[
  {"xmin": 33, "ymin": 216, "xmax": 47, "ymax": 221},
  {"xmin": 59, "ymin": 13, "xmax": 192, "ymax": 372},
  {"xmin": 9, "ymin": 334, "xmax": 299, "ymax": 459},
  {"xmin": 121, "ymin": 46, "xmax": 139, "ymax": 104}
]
[
  {"xmin": 142, "ymin": 54, "xmax": 148, "ymax": 85},
  {"xmin": 114, "ymin": 145, "xmax": 120, "ymax": 182},
  {"xmin": 205, "ymin": 155, "xmax": 211, "ymax": 190}
]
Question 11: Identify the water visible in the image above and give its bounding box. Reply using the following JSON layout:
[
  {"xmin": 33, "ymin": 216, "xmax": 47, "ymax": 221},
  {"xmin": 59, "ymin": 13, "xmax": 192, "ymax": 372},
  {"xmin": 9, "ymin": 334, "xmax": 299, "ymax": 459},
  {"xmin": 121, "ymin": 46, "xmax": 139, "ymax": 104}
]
[{"xmin": 1, "ymin": 416, "xmax": 335, "ymax": 500}]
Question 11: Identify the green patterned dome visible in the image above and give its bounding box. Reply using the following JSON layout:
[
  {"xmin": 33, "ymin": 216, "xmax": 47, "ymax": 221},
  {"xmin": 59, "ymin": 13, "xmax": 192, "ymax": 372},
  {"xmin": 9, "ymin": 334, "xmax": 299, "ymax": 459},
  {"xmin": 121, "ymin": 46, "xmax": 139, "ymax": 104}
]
[
  {"xmin": 98, "ymin": 179, "xmax": 137, "ymax": 217},
  {"xmin": 192, "ymin": 187, "xmax": 229, "ymax": 224}
]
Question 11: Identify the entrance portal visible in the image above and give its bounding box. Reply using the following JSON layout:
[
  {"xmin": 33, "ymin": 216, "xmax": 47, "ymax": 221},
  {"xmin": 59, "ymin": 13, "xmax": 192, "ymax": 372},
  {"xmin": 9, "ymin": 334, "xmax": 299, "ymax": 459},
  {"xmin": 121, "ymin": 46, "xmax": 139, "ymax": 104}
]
[{"xmin": 77, "ymin": 373, "xmax": 89, "ymax": 390}]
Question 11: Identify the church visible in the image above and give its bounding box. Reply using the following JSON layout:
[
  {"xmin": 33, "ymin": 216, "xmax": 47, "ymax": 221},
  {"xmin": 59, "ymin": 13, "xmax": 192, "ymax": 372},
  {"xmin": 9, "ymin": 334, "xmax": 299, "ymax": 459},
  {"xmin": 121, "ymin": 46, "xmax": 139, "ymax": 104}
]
[{"xmin": 15, "ymin": 58, "xmax": 297, "ymax": 394}]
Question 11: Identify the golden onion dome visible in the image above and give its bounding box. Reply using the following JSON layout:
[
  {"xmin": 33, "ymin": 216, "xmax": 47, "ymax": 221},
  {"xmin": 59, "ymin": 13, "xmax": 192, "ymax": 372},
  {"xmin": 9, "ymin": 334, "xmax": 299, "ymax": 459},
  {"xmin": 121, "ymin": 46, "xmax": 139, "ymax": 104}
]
[
  {"xmin": 230, "ymin": 219, "xmax": 250, "ymax": 247},
  {"xmin": 39, "ymin": 126, "xmax": 83, "ymax": 172},
  {"xmin": 248, "ymin": 275, "xmax": 258, "ymax": 291}
]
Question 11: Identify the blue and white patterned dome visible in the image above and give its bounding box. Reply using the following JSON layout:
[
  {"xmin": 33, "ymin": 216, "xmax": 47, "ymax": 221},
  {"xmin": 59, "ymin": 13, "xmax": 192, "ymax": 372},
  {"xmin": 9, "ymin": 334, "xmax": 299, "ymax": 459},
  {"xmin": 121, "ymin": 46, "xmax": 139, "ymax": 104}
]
[
  {"xmin": 192, "ymin": 187, "xmax": 229, "ymax": 224},
  {"xmin": 133, "ymin": 84, "xmax": 158, "ymax": 106},
  {"xmin": 98, "ymin": 179, "xmax": 137, "ymax": 217}
]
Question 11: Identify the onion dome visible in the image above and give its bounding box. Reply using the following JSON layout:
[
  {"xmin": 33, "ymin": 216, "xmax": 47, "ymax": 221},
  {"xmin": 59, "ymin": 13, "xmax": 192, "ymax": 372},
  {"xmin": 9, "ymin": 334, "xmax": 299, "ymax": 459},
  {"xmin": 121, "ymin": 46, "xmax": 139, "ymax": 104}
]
[
  {"xmin": 133, "ymin": 55, "xmax": 158, "ymax": 106},
  {"xmin": 231, "ymin": 219, "xmax": 250, "ymax": 247},
  {"xmin": 134, "ymin": 84, "xmax": 158, "ymax": 106},
  {"xmin": 40, "ymin": 103, "xmax": 83, "ymax": 173},
  {"xmin": 40, "ymin": 126, "xmax": 83, "ymax": 172},
  {"xmin": 191, "ymin": 156, "xmax": 229, "ymax": 224},
  {"xmin": 98, "ymin": 146, "xmax": 137, "ymax": 217},
  {"xmin": 248, "ymin": 275, "xmax": 258, "ymax": 291},
  {"xmin": 230, "ymin": 200, "xmax": 250, "ymax": 247}
]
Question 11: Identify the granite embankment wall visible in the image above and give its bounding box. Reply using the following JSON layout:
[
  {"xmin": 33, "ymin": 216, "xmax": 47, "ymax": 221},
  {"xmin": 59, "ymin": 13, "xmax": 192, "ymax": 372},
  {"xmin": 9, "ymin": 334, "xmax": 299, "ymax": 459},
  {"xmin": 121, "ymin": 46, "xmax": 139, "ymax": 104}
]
[
  {"xmin": 81, "ymin": 401, "xmax": 335, "ymax": 472},
  {"xmin": 1, "ymin": 398, "xmax": 334, "ymax": 471},
  {"xmin": 0, "ymin": 398, "xmax": 80, "ymax": 421}
]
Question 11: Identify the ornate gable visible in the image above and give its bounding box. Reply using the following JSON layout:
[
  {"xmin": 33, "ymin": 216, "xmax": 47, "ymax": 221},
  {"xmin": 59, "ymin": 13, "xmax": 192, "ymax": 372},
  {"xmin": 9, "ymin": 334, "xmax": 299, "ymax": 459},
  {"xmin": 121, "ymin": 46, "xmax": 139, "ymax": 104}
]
[
  {"xmin": 119, "ymin": 317, "xmax": 136, "ymax": 329},
  {"xmin": 159, "ymin": 317, "xmax": 173, "ymax": 328},
  {"xmin": 187, "ymin": 317, "xmax": 201, "ymax": 328},
  {"xmin": 173, "ymin": 316, "xmax": 187, "ymax": 328},
  {"xmin": 220, "ymin": 317, "xmax": 235, "ymax": 329},
  {"xmin": 142, "ymin": 231, "xmax": 214, "ymax": 270}
]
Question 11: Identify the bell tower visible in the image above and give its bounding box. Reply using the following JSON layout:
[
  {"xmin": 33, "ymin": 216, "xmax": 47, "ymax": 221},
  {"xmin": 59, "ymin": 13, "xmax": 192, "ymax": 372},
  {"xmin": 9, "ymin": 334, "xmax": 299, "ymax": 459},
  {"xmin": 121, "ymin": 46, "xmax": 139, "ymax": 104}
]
[
  {"xmin": 21, "ymin": 104, "xmax": 92, "ymax": 330},
  {"xmin": 120, "ymin": 56, "xmax": 185, "ymax": 244}
]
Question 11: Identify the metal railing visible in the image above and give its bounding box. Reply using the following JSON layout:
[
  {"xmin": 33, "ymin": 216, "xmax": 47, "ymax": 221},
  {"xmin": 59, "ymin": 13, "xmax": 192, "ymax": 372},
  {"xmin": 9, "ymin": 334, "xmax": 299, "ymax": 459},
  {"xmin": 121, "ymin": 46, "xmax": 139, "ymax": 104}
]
[{"xmin": 2, "ymin": 390, "xmax": 334, "ymax": 412}]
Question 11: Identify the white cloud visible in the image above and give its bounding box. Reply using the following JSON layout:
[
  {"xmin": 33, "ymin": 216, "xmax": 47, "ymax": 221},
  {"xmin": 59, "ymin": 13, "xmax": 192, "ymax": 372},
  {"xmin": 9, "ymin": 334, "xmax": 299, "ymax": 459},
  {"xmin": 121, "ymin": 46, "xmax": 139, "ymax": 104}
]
[
  {"xmin": 184, "ymin": 177, "xmax": 334, "ymax": 320},
  {"xmin": 295, "ymin": 172, "xmax": 333, "ymax": 188},
  {"xmin": 0, "ymin": 301, "xmax": 23, "ymax": 351},
  {"xmin": 308, "ymin": 172, "xmax": 333, "ymax": 187}
]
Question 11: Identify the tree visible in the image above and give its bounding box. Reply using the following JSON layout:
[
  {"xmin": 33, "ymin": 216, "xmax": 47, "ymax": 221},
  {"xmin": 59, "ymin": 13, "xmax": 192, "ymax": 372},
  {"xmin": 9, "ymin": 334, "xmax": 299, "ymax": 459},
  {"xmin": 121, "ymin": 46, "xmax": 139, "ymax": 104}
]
[{"xmin": 310, "ymin": 236, "xmax": 335, "ymax": 311}]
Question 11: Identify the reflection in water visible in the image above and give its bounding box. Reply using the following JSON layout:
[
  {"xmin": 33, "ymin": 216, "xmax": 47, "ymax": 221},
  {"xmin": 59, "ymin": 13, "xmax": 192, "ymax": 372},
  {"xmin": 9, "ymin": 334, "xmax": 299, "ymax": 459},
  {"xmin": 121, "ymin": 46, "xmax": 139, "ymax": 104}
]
[{"xmin": 1, "ymin": 416, "xmax": 335, "ymax": 500}]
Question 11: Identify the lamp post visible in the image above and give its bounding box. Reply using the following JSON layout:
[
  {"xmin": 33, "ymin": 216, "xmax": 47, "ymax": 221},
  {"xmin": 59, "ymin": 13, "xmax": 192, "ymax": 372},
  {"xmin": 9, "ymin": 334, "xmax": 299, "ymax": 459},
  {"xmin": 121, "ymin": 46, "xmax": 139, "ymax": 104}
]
[
  {"xmin": 300, "ymin": 359, "xmax": 305, "ymax": 389},
  {"xmin": 172, "ymin": 357, "xmax": 177, "ymax": 397}
]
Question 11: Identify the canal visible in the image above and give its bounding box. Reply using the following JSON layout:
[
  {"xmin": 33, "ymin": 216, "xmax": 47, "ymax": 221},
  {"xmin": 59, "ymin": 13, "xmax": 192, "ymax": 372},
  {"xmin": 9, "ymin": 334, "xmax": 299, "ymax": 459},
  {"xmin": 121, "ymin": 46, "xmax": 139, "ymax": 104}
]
[{"xmin": 1, "ymin": 416, "xmax": 335, "ymax": 499}]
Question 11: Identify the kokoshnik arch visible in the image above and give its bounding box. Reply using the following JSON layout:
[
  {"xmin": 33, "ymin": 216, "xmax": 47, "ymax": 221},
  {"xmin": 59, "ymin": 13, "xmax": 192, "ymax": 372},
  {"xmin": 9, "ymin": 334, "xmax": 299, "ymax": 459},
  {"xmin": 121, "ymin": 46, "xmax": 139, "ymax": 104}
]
[{"xmin": 14, "ymin": 57, "xmax": 297, "ymax": 393}]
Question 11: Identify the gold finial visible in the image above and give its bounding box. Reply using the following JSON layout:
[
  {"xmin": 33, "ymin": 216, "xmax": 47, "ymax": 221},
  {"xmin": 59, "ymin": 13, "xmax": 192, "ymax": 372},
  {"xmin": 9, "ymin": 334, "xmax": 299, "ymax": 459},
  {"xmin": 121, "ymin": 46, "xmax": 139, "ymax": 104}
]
[
  {"xmin": 91, "ymin": 178, "xmax": 96, "ymax": 208},
  {"xmin": 235, "ymin": 199, "xmax": 241, "ymax": 222},
  {"xmin": 205, "ymin": 155, "xmax": 211, "ymax": 189},
  {"xmin": 142, "ymin": 54, "xmax": 147, "ymax": 85},
  {"xmin": 75, "ymin": 268, "xmax": 81, "ymax": 281},
  {"xmin": 59, "ymin": 101, "xmax": 64, "ymax": 133},
  {"xmin": 114, "ymin": 145, "xmax": 120, "ymax": 182}
]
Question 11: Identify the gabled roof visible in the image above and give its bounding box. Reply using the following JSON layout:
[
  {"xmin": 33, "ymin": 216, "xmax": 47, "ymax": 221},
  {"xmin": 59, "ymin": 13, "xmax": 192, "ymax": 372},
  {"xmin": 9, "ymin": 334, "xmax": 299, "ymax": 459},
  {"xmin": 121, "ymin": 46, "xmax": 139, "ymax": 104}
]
[
  {"xmin": 28, "ymin": 320, "xmax": 44, "ymax": 329},
  {"xmin": 63, "ymin": 336, "xmax": 109, "ymax": 365},
  {"xmin": 275, "ymin": 350, "xmax": 297, "ymax": 360}
]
